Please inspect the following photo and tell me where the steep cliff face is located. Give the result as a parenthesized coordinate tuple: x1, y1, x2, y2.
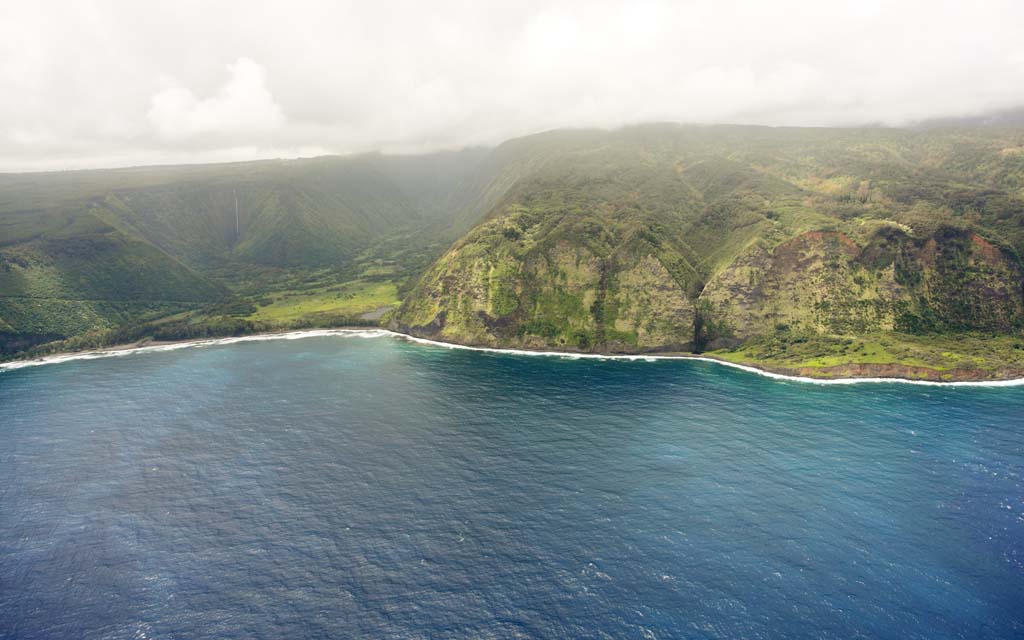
(394, 125, 1024, 357)
(394, 211, 697, 352)
(7, 123, 1024, 365)
(699, 226, 1024, 343)
(397, 217, 1024, 354)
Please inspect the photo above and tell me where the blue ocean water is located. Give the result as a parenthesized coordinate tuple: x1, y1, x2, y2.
(1, 335, 1022, 639)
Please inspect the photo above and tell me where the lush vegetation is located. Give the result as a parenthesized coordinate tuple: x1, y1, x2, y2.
(4, 123, 1024, 379)
(393, 124, 1024, 379)
(0, 151, 484, 356)
(711, 332, 1024, 381)
(246, 280, 399, 324)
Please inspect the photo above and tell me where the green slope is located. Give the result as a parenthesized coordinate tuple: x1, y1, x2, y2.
(0, 208, 225, 354)
(393, 124, 1024, 378)
(0, 151, 484, 354)
(4, 123, 1024, 378)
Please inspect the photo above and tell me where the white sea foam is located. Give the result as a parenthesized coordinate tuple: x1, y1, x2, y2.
(2, 328, 1023, 387)
(392, 332, 1024, 387)
(0, 329, 390, 372)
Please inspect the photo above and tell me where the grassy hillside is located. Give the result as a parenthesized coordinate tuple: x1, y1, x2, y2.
(0, 151, 483, 354)
(394, 124, 1024, 379)
(4, 122, 1024, 378)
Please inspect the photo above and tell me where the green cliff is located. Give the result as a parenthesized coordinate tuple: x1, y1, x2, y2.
(394, 124, 1024, 378)
(4, 123, 1024, 379)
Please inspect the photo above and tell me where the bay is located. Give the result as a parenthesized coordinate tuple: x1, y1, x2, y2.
(1, 335, 1022, 639)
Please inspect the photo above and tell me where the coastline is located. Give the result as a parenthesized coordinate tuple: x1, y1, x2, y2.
(3, 327, 1024, 387)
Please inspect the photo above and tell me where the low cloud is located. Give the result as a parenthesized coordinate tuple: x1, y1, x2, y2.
(1, 0, 1023, 171)
(148, 58, 284, 140)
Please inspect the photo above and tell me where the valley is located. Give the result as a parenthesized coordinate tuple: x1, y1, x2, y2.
(3, 123, 1024, 380)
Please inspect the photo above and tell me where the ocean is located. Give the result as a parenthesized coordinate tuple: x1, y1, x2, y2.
(1, 332, 1022, 639)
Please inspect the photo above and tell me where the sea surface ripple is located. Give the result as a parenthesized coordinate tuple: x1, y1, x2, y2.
(1, 335, 1022, 639)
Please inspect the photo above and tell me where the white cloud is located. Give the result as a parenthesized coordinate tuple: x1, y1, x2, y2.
(147, 58, 284, 140)
(0, 0, 1023, 171)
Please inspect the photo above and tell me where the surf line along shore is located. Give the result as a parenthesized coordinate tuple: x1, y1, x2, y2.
(2, 328, 1023, 387)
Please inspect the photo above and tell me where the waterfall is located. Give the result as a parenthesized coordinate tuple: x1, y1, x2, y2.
(233, 188, 240, 241)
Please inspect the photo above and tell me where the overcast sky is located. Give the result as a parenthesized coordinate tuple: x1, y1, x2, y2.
(2, 0, 1023, 171)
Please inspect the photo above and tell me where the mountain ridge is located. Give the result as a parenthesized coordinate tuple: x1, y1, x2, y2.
(390, 123, 1024, 378)
(3, 122, 1024, 379)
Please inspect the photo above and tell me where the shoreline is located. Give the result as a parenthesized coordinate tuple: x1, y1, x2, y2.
(3, 327, 1024, 387)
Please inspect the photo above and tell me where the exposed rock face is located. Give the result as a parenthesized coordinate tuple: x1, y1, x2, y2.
(699, 226, 1024, 342)
(396, 221, 1024, 354)
(394, 228, 696, 353)
(608, 255, 695, 351)
(7, 123, 1024, 369)
(392, 124, 1024, 360)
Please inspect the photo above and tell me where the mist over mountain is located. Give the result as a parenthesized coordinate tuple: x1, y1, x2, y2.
(8, 6, 1024, 640)
(2, 2, 1024, 378)
(3, 1, 1024, 171)
(2, 119, 1023, 379)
